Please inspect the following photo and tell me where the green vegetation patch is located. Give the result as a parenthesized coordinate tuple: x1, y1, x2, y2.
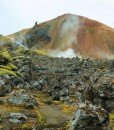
(35, 110, 46, 127)
(0, 51, 12, 63)
(0, 51, 18, 77)
(8, 63, 18, 71)
(0, 68, 17, 77)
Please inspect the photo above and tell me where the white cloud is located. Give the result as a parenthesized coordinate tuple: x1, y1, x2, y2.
(0, 0, 114, 35)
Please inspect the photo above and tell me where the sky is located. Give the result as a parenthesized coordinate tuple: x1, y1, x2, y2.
(0, 0, 114, 35)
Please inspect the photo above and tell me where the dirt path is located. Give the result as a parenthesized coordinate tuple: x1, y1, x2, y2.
(39, 105, 70, 126)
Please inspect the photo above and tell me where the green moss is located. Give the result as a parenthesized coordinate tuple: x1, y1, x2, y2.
(0, 51, 12, 62)
(35, 49, 48, 56)
(35, 110, 46, 126)
(0, 68, 17, 77)
(110, 113, 114, 130)
(110, 114, 114, 119)
(15, 46, 25, 53)
(8, 63, 18, 71)
(0, 65, 11, 70)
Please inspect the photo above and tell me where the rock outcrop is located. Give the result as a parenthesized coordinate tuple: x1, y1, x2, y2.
(70, 101, 109, 130)
(8, 89, 38, 108)
(9, 112, 27, 124)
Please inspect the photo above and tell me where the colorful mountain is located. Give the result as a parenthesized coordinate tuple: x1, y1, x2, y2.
(7, 14, 114, 59)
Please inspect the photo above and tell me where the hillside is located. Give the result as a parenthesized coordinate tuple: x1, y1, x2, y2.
(7, 13, 114, 59)
(0, 14, 114, 130)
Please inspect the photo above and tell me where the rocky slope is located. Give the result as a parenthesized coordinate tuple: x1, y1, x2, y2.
(0, 13, 114, 130)
(0, 46, 114, 129)
(8, 14, 114, 59)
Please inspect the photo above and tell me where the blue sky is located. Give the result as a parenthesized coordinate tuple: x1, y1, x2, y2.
(0, 0, 114, 35)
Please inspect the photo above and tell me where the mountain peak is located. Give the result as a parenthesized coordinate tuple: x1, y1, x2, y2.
(7, 14, 114, 59)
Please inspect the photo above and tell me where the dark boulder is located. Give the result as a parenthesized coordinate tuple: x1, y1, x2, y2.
(9, 112, 27, 124)
(0, 75, 12, 97)
(70, 101, 109, 130)
(8, 89, 38, 109)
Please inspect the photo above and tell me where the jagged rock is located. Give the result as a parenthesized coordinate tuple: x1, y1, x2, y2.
(8, 89, 38, 108)
(9, 112, 27, 124)
(11, 77, 26, 88)
(0, 52, 113, 129)
(31, 79, 47, 90)
(92, 75, 114, 112)
(43, 128, 54, 130)
(51, 88, 69, 101)
(44, 99, 53, 105)
(75, 71, 114, 112)
(0, 99, 4, 105)
(0, 114, 2, 123)
(0, 75, 12, 96)
(75, 92, 84, 102)
(106, 99, 114, 112)
(70, 101, 109, 130)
